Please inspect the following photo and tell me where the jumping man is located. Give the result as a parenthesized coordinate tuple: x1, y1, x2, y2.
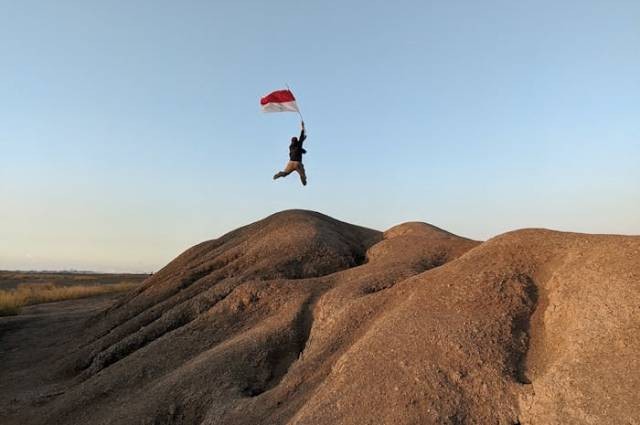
(273, 121, 307, 186)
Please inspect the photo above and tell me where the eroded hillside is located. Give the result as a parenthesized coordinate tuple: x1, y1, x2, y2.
(1, 210, 638, 425)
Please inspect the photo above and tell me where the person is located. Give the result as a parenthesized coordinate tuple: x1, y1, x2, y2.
(273, 120, 308, 186)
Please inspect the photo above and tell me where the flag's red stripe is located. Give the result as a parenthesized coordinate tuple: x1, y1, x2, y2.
(260, 89, 296, 105)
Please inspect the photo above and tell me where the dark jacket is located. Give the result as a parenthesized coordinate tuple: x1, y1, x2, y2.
(289, 128, 307, 162)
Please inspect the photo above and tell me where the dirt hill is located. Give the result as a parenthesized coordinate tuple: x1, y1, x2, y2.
(1, 210, 638, 424)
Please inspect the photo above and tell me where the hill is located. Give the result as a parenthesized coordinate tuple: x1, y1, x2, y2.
(1, 210, 638, 424)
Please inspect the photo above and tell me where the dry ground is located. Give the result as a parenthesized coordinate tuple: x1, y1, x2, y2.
(0, 294, 125, 418)
(0, 272, 148, 316)
(0, 271, 148, 291)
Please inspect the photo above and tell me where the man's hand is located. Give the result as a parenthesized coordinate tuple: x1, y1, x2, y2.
(301, 120, 305, 129)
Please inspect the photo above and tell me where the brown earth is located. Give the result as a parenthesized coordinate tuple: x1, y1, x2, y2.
(1, 209, 638, 425)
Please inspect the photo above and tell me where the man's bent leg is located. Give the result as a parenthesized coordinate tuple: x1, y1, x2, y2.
(273, 161, 297, 180)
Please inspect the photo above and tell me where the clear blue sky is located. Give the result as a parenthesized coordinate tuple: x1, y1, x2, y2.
(1, 0, 639, 272)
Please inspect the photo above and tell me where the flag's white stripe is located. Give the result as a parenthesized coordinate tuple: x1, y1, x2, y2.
(261, 101, 299, 113)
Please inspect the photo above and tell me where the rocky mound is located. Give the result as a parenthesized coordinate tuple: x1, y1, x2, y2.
(6, 210, 639, 425)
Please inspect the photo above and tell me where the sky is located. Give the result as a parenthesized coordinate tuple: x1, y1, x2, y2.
(1, 0, 639, 272)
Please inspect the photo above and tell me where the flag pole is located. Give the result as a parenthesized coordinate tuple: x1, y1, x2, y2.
(286, 83, 304, 123)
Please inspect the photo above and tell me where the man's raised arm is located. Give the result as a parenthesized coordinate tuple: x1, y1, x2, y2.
(299, 121, 306, 143)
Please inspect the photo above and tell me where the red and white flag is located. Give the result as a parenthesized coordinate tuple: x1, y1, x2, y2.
(260, 89, 299, 113)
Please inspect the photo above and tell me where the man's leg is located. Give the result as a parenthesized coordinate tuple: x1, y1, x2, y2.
(273, 161, 296, 180)
(296, 163, 307, 186)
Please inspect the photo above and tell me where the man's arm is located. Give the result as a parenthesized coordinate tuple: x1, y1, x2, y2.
(299, 121, 306, 143)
